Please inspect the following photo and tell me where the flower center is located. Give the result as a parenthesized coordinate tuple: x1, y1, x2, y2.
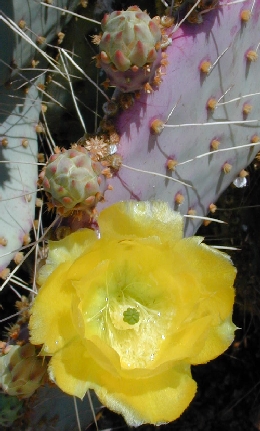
(105, 296, 173, 369)
(79, 258, 176, 369)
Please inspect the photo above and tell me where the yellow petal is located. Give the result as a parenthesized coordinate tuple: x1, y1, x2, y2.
(49, 337, 197, 426)
(37, 228, 97, 285)
(157, 315, 213, 364)
(190, 316, 237, 364)
(48, 337, 91, 399)
(92, 363, 197, 426)
(29, 261, 77, 354)
(171, 237, 236, 320)
(98, 201, 183, 242)
(84, 336, 171, 380)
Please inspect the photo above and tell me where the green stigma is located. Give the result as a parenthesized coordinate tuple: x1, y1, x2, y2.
(123, 307, 140, 325)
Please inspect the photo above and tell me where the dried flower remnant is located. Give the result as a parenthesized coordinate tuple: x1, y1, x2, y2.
(84, 136, 110, 161)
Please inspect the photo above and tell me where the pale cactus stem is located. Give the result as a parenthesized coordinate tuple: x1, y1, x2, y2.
(0, 84, 40, 274)
(0, 0, 80, 85)
(97, 1, 260, 236)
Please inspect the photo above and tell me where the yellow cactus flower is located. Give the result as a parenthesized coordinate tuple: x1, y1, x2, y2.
(29, 201, 236, 426)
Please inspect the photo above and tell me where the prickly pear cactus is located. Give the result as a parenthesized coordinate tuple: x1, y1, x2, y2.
(96, 0, 260, 236)
(1, 0, 260, 429)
